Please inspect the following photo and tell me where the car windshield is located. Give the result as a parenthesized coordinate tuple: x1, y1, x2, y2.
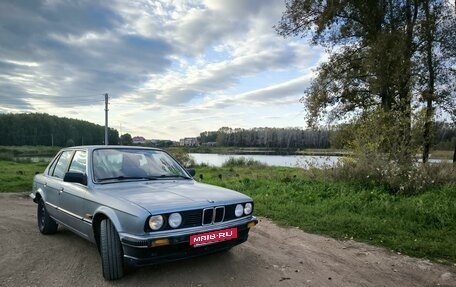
(92, 148, 190, 183)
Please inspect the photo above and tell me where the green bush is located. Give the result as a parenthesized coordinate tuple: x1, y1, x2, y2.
(222, 157, 265, 167)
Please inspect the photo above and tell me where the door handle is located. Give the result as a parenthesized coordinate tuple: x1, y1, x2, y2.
(59, 188, 64, 194)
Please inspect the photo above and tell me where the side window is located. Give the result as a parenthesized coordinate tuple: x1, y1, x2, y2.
(52, 151, 73, 179)
(47, 153, 61, 176)
(69, 151, 87, 174)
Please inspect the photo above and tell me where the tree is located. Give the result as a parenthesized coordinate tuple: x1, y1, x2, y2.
(276, 0, 456, 164)
(120, 133, 133, 145)
(415, 0, 456, 162)
(0, 113, 119, 146)
(199, 131, 217, 144)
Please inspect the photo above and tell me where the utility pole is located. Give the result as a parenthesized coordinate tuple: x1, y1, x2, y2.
(104, 93, 109, 145)
(119, 122, 122, 145)
(51, 134, 54, 147)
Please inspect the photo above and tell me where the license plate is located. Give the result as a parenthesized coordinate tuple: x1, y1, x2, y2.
(190, 227, 237, 246)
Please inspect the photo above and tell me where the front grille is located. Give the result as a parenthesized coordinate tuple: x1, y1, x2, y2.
(181, 209, 203, 228)
(214, 206, 225, 223)
(147, 203, 252, 232)
(203, 208, 214, 225)
(202, 206, 225, 225)
(224, 204, 237, 221)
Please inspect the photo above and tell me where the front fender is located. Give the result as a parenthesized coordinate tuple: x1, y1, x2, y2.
(91, 206, 148, 250)
(92, 206, 123, 232)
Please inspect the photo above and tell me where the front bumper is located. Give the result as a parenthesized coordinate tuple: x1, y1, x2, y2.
(120, 216, 258, 266)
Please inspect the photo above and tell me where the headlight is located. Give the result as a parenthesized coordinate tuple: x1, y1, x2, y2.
(244, 203, 252, 215)
(168, 213, 182, 228)
(235, 204, 244, 217)
(148, 215, 164, 230)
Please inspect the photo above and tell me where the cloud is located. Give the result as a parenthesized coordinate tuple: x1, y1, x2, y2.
(0, 0, 173, 109)
(0, 0, 321, 139)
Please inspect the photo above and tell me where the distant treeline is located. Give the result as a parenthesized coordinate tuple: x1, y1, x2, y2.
(0, 113, 118, 146)
(200, 127, 331, 149)
(200, 124, 455, 150)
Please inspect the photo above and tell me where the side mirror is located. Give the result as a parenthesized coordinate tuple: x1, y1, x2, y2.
(64, 172, 87, 185)
(186, 168, 196, 177)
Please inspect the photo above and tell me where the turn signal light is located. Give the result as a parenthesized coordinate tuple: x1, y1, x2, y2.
(150, 238, 170, 247)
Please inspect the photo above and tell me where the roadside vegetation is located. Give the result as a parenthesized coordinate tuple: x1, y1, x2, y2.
(195, 165, 456, 264)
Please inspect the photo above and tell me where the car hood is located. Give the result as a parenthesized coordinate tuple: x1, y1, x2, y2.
(98, 180, 251, 214)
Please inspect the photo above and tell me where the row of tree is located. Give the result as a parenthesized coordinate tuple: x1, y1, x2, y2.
(0, 113, 119, 146)
(199, 124, 454, 150)
(1, 113, 452, 153)
(200, 127, 331, 148)
(277, 0, 456, 163)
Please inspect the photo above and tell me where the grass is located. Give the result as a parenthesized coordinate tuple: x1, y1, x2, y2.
(195, 166, 456, 264)
(0, 160, 49, 192)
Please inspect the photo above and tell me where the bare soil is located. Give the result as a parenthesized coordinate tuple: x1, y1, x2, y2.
(0, 193, 454, 287)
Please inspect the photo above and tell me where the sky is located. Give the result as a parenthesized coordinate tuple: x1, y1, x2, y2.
(0, 0, 325, 141)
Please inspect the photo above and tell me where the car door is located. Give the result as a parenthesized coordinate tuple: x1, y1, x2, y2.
(59, 150, 92, 239)
(44, 150, 74, 223)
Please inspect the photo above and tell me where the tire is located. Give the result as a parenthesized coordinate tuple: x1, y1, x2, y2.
(37, 199, 58, 234)
(100, 219, 124, 280)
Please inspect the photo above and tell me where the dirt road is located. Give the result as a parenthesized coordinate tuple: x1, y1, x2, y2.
(0, 193, 454, 287)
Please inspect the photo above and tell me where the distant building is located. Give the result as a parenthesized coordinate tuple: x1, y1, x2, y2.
(179, 137, 199, 146)
(132, 136, 146, 144)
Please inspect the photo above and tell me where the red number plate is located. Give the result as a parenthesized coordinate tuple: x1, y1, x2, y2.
(190, 228, 237, 246)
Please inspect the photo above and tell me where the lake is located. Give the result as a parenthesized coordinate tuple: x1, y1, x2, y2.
(189, 153, 340, 168)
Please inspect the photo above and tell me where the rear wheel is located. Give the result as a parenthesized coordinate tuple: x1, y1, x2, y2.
(37, 199, 58, 234)
(100, 219, 124, 280)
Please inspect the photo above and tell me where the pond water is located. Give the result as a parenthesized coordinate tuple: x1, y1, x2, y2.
(189, 153, 340, 168)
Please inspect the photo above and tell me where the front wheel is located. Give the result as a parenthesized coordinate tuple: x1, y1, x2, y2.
(37, 199, 58, 234)
(100, 219, 124, 280)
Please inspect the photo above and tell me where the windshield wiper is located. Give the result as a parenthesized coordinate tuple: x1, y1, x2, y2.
(157, 174, 192, 180)
(97, 176, 158, 182)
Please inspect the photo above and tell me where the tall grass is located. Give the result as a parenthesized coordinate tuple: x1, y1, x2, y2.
(328, 156, 456, 194)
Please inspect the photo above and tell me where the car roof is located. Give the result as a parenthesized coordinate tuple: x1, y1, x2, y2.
(61, 145, 165, 153)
